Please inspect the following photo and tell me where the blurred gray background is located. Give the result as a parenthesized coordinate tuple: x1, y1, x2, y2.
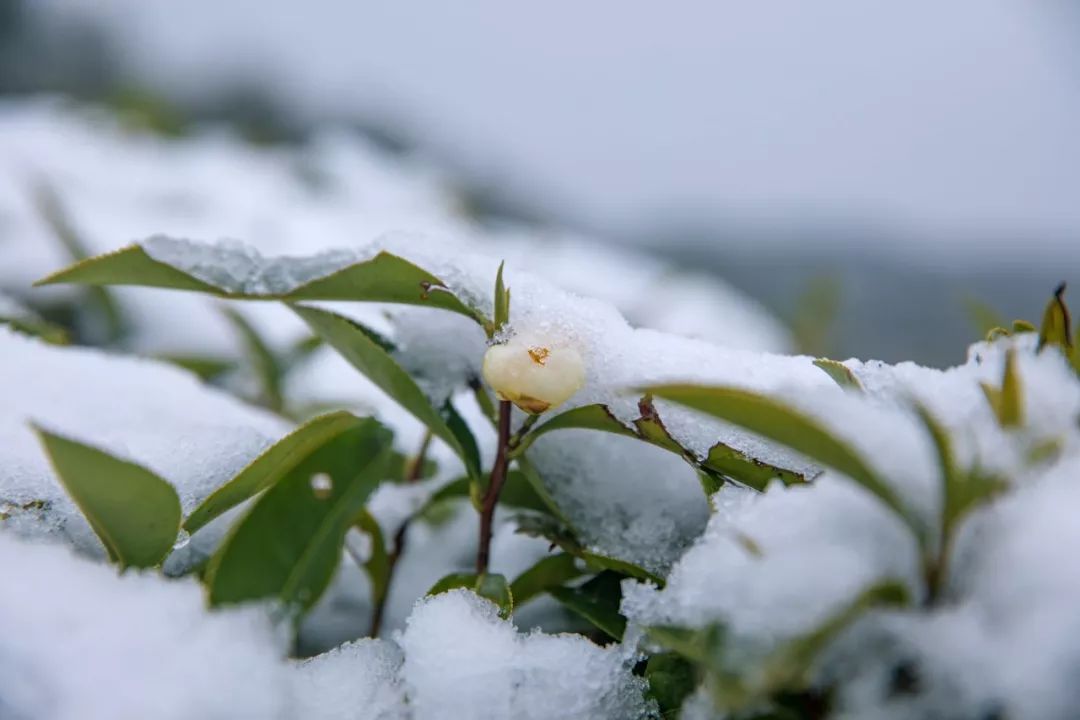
(3, 0, 1077, 366)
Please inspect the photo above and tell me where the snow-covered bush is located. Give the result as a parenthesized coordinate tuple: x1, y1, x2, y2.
(3, 103, 1080, 720)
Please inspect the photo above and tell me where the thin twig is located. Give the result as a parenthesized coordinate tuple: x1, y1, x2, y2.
(476, 400, 513, 575)
(368, 431, 433, 637)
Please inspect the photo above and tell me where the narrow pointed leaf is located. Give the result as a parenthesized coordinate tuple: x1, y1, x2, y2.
(980, 349, 1023, 428)
(220, 306, 284, 411)
(185, 411, 365, 534)
(493, 260, 510, 333)
(812, 358, 863, 391)
(35, 427, 181, 569)
(999, 348, 1024, 427)
(1038, 283, 1072, 352)
(34, 183, 128, 342)
(292, 305, 480, 477)
(206, 422, 392, 612)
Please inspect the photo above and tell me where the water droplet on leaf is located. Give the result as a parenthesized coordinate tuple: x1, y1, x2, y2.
(310, 472, 333, 499)
(172, 529, 191, 550)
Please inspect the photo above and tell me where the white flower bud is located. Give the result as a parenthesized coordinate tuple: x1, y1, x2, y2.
(481, 331, 585, 414)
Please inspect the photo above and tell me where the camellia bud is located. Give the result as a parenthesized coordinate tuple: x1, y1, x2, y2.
(481, 331, 585, 414)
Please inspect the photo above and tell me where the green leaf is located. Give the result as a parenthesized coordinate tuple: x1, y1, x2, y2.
(645, 653, 698, 718)
(0, 303, 69, 345)
(428, 572, 513, 617)
(513, 513, 664, 585)
(156, 353, 235, 381)
(493, 260, 510, 334)
(763, 579, 910, 690)
(440, 398, 482, 482)
(1038, 283, 1073, 353)
(911, 404, 961, 529)
(511, 455, 572, 522)
(643, 384, 921, 542)
(185, 411, 366, 534)
(523, 403, 637, 450)
(812, 358, 863, 391)
(36, 241, 485, 323)
(33, 183, 128, 343)
(524, 400, 805, 494)
(702, 442, 807, 492)
(646, 623, 728, 669)
(979, 348, 1024, 428)
(509, 553, 583, 607)
(1012, 319, 1037, 334)
(633, 395, 691, 455)
(205, 422, 393, 612)
(549, 571, 627, 640)
(292, 305, 481, 477)
(354, 508, 390, 607)
(220, 306, 284, 411)
(34, 426, 181, 569)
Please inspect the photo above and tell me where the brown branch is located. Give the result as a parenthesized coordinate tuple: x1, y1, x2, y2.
(476, 400, 513, 575)
(368, 431, 433, 638)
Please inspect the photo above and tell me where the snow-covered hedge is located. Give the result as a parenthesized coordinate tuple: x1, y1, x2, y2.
(2, 101, 1079, 720)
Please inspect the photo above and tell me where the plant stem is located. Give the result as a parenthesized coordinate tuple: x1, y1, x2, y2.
(368, 431, 432, 638)
(476, 400, 513, 575)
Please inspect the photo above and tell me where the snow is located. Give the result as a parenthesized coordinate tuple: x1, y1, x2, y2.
(293, 640, 407, 720)
(142, 234, 366, 296)
(618, 339, 1080, 718)
(0, 531, 655, 720)
(3, 99, 1080, 719)
(0, 534, 293, 720)
(0, 99, 790, 358)
(398, 590, 656, 720)
(0, 326, 288, 557)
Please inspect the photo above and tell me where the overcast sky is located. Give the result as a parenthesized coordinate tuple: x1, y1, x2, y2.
(37, 0, 1080, 258)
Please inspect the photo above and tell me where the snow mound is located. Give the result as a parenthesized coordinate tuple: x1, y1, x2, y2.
(398, 590, 656, 720)
(0, 534, 291, 720)
(0, 326, 288, 555)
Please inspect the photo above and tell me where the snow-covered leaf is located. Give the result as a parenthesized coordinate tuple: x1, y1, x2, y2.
(644, 383, 922, 541)
(428, 572, 513, 618)
(34, 426, 181, 569)
(1038, 283, 1072, 354)
(812, 358, 863, 391)
(492, 259, 510, 335)
(185, 411, 366, 534)
(36, 239, 485, 323)
(979, 348, 1024, 428)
